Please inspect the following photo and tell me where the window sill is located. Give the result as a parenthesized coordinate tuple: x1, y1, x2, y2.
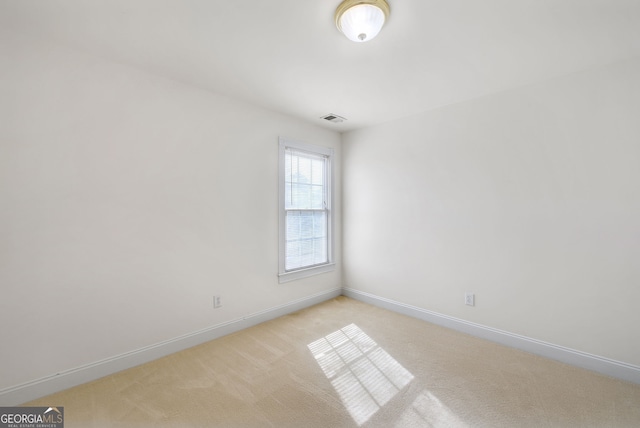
(278, 263, 336, 283)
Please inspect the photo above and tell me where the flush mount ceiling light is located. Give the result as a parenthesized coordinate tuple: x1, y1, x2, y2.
(335, 0, 390, 43)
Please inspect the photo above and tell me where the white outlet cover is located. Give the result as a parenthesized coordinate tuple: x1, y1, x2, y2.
(465, 293, 475, 306)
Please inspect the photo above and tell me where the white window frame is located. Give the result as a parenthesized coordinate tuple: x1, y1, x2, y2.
(278, 137, 335, 283)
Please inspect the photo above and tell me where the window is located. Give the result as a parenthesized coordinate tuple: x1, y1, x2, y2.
(279, 138, 334, 282)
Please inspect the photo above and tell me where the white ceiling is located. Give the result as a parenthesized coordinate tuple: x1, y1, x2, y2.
(1, 0, 640, 132)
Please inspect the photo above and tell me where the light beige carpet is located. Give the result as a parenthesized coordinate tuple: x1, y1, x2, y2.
(25, 296, 640, 427)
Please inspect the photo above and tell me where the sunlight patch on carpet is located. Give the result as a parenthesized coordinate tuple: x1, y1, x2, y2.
(396, 390, 469, 427)
(308, 324, 414, 425)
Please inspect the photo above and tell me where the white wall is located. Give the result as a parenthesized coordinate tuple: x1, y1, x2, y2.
(343, 58, 640, 367)
(0, 28, 341, 392)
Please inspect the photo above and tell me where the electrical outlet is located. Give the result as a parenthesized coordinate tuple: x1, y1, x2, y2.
(213, 295, 222, 308)
(465, 292, 475, 306)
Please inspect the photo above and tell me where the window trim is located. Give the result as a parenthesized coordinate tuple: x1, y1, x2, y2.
(278, 137, 335, 283)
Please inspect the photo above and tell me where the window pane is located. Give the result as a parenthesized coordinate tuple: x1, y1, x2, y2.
(311, 185, 324, 209)
(286, 151, 326, 210)
(300, 212, 313, 239)
(285, 210, 328, 271)
(313, 238, 327, 264)
(297, 156, 311, 184)
(286, 212, 300, 241)
(285, 183, 292, 208)
(286, 241, 302, 270)
(300, 238, 314, 267)
(291, 183, 311, 209)
(311, 158, 324, 185)
(314, 211, 326, 237)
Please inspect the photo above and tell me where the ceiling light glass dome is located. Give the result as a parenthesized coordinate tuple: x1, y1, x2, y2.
(335, 0, 390, 43)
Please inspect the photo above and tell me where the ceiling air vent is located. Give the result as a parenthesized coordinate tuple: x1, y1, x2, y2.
(321, 114, 347, 123)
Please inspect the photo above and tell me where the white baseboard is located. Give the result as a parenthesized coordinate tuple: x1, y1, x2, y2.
(0, 288, 342, 406)
(4, 285, 637, 406)
(342, 287, 640, 385)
